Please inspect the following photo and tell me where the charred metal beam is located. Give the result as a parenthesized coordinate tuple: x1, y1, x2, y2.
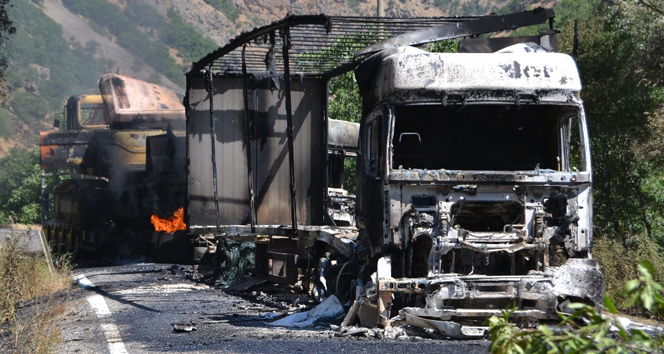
(184, 79, 191, 228)
(322, 80, 329, 225)
(189, 15, 331, 78)
(206, 67, 221, 233)
(188, 15, 476, 79)
(356, 8, 554, 56)
(282, 28, 299, 236)
(242, 46, 256, 232)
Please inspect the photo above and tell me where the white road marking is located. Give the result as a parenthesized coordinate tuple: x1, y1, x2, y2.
(101, 323, 130, 354)
(87, 294, 111, 317)
(74, 274, 96, 289)
(74, 274, 130, 354)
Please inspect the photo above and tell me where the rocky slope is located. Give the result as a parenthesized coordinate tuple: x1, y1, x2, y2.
(124, 0, 520, 47)
(42, 0, 182, 91)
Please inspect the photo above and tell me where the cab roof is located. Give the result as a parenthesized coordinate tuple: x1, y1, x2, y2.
(357, 45, 581, 104)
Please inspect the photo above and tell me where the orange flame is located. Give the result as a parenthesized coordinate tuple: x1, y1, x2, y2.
(151, 207, 186, 233)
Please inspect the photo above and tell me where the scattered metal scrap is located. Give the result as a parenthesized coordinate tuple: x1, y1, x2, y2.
(172, 323, 197, 333)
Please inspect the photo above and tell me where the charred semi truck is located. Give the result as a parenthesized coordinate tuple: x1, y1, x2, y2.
(353, 45, 604, 335)
(40, 74, 189, 260)
(186, 9, 604, 337)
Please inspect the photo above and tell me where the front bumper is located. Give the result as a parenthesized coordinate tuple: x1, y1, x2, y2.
(376, 258, 605, 338)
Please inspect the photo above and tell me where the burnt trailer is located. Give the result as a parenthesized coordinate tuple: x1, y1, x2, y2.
(186, 9, 604, 337)
(186, 14, 471, 284)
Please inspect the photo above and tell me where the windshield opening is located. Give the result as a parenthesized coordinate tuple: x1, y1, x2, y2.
(392, 104, 577, 171)
(80, 103, 107, 126)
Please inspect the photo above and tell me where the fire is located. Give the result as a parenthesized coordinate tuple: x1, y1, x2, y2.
(151, 207, 186, 233)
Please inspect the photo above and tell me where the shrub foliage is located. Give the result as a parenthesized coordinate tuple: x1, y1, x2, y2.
(488, 261, 664, 354)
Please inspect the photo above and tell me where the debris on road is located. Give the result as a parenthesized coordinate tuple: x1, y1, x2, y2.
(169, 264, 184, 276)
(225, 278, 266, 293)
(269, 295, 344, 328)
(335, 325, 410, 340)
(404, 313, 487, 339)
(172, 323, 197, 333)
(605, 315, 664, 337)
(215, 241, 256, 288)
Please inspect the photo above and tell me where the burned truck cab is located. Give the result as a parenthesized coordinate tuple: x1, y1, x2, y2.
(355, 44, 605, 334)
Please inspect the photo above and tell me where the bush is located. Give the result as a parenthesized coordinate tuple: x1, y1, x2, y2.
(488, 260, 664, 354)
(0, 147, 42, 225)
(495, 0, 528, 14)
(0, 107, 11, 139)
(204, 0, 241, 22)
(123, 3, 166, 31)
(593, 233, 664, 314)
(87, 18, 111, 39)
(115, 31, 185, 87)
(163, 9, 218, 65)
(9, 90, 50, 123)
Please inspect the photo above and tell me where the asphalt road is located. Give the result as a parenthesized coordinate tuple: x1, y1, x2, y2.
(57, 261, 492, 354)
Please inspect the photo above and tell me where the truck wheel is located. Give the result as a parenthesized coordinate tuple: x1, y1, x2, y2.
(333, 260, 359, 304)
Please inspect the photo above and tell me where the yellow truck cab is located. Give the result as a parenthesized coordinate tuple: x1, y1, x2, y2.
(62, 94, 107, 130)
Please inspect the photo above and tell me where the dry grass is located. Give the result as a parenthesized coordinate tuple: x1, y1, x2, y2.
(4, 304, 66, 354)
(0, 228, 72, 354)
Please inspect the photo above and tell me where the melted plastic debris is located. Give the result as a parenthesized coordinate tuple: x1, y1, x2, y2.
(269, 295, 345, 328)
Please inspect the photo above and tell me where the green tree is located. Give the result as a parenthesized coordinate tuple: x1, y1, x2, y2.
(329, 71, 362, 193)
(488, 3, 664, 349)
(0, 0, 15, 101)
(556, 3, 664, 242)
(4, 163, 41, 224)
(0, 147, 41, 224)
(162, 9, 218, 65)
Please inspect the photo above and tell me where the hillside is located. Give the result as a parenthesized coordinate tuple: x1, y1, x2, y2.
(0, 0, 564, 156)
